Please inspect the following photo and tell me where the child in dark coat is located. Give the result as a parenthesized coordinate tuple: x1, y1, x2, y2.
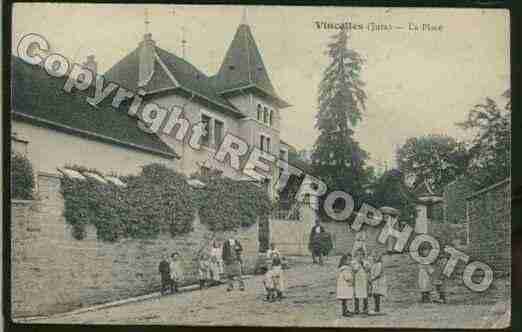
(369, 252, 387, 314)
(158, 254, 173, 295)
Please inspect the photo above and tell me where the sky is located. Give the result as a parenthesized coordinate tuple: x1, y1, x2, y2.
(12, 4, 510, 169)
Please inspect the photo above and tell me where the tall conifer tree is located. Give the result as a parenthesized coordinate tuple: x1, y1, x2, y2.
(312, 28, 370, 207)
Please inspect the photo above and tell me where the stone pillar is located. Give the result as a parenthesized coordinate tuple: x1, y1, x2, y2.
(415, 203, 429, 234)
(379, 206, 400, 253)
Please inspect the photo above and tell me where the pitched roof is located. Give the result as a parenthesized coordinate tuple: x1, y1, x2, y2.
(212, 23, 290, 108)
(11, 56, 177, 159)
(105, 22, 290, 112)
(154, 48, 240, 113)
(104, 43, 243, 118)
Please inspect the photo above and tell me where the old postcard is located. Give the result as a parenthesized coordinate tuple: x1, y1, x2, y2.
(9, 3, 510, 329)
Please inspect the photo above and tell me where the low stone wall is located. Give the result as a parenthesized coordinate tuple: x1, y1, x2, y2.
(270, 207, 393, 257)
(269, 206, 315, 256)
(11, 174, 258, 318)
(322, 220, 387, 256)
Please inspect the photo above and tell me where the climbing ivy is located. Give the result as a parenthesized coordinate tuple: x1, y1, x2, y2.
(61, 164, 196, 241)
(61, 164, 271, 242)
(193, 174, 272, 232)
(11, 153, 35, 200)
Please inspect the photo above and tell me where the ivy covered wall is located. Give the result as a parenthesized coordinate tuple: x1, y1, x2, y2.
(60, 164, 272, 242)
(11, 153, 35, 200)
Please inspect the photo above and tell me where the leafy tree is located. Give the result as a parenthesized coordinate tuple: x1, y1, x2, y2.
(457, 91, 510, 188)
(369, 169, 418, 225)
(396, 134, 470, 194)
(311, 28, 370, 209)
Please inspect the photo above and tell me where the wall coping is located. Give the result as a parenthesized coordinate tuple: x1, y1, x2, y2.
(11, 199, 34, 205)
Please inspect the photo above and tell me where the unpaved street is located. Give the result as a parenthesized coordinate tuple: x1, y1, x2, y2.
(28, 255, 510, 328)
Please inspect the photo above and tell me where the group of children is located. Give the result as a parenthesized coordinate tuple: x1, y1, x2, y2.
(197, 240, 448, 314)
(336, 249, 387, 317)
(197, 240, 225, 289)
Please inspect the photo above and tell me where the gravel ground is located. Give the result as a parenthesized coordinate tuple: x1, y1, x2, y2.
(27, 254, 510, 328)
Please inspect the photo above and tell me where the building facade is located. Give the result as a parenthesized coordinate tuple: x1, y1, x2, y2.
(104, 17, 291, 199)
(11, 56, 178, 180)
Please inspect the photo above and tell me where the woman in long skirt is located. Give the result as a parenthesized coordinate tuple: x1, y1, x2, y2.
(210, 240, 223, 283)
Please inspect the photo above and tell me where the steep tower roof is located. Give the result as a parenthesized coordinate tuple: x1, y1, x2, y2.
(212, 21, 290, 108)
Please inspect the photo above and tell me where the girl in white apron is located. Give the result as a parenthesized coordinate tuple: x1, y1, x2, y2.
(352, 248, 370, 314)
(209, 240, 223, 284)
(337, 254, 354, 317)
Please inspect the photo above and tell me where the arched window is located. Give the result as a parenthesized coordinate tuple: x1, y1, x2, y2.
(263, 106, 269, 123)
(268, 109, 273, 126)
(257, 104, 263, 121)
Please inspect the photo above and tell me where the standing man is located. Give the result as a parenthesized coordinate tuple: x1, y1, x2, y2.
(222, 230, 245, 291)
(158, 253, 172, 296)
(308, 219, 326, 265)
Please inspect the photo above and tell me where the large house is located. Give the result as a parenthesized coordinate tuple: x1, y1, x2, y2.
(11, 56, 178, 181)
(104, 15, 292, 198)
(12, 15, 294, 200)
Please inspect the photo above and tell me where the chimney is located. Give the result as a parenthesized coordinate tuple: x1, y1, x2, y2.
(138, 33, 155, 87)
(83, 55, 98, 74)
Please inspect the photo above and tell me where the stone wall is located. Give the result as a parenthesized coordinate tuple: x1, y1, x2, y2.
(466, 178, 510, 275)
(444, 177, 475, 224)
(11, 174, 258, 318)
(269, 205, 315, 256)
(428, 222, 468, 248)
(270, 207, 391, 257)
(323, 219, 387, 256)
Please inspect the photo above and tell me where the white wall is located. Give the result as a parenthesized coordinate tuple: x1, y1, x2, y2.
(12, 120, 176, 177)
(151, 93, 244, 178)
